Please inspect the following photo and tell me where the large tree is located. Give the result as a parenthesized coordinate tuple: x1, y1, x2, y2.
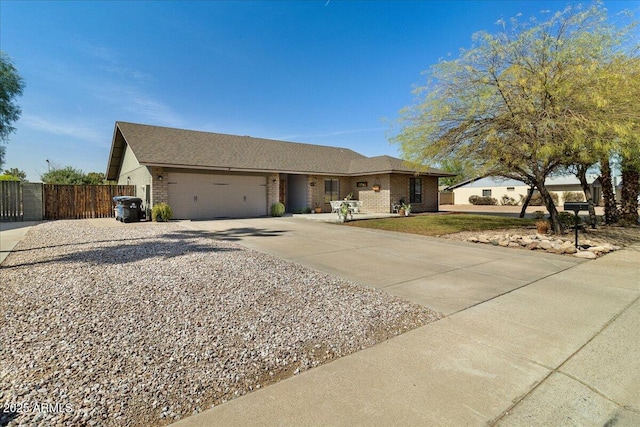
(85, 172, 106, 185)
(612, 58, 640, 225)
(41, 166, 88, 185)
(619, 155, 640, 224)
(41, 167, 108, 185)
(438, 158, 477, 187)
(2, 167, 27, 181)
(567, 54, 640, 224)
(392, 3, 637, 233)
(0, 52, 25, 169)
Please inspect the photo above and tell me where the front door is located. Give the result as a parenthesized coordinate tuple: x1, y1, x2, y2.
(279, 178, 287, 206)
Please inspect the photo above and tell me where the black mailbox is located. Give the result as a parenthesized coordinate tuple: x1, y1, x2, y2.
(563, 202, 590, 248)
(564, 202, 590, 213)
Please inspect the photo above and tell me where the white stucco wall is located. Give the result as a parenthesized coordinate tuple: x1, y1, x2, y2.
(117, 144, 152, 200)
(451, 177, 590, 205)
(452, 177, 528, 205)
(454, 186, 529, 205)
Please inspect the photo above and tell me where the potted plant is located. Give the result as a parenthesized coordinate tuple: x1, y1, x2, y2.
(402, 203, 411, 216)
(338, 201, 352, 222)
(314, 203, 323, 214)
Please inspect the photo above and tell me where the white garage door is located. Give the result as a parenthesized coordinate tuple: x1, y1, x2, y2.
(167, 173, 267, 219)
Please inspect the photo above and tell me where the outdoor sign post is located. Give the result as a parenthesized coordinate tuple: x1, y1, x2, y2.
(564, 202, 590, 248)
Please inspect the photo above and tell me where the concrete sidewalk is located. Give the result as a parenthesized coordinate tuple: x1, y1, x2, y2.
(0, 221, 38, 265)
(173, 218, 640, 426)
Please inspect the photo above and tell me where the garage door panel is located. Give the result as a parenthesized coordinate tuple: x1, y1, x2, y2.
(167, 173, 267, 219)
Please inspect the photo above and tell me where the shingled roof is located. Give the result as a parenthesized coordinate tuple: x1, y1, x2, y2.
(106, 122, 451, 180)
(348, 155, 449, 176)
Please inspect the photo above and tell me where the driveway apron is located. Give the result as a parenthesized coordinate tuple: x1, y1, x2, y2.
(181, 216, 583, 315)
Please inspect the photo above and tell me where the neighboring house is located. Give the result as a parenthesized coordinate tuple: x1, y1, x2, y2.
(444, 175, 602, 206)
(105, 122, 452, 219)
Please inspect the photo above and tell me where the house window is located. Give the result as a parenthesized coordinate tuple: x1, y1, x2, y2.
(410, 177, 422, 204)
(507, 187, 515, 191)
(324, 179, 339, 203)
(482, 189, 492, 197)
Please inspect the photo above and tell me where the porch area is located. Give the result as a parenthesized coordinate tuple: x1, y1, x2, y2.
(292, 211, 399, 222)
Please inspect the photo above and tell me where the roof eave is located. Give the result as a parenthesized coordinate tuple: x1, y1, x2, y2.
(105, 123, 126, 181)
(140, 163, 456, 177)
(350, 170, 456, 177)
(139, 162, 353, 176)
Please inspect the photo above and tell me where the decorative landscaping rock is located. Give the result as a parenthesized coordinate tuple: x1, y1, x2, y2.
(539, 240, 553, 250)
(463, 231, 621, 258)
(587, 246, 608, 253)
(477, 234, 490, 243)
(574, 250, 597, 259)
(560, 241, 577, 254)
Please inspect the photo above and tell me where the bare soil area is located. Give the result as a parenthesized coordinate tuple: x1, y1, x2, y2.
(442, 224, 640, 248)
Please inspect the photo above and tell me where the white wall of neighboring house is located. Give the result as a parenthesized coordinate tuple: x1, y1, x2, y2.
(451, 177, 527, 205)
(454, 184, 528, 205)
(449, 176, 598, 206)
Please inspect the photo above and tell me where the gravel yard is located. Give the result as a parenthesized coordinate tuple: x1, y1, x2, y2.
(441, 224, 640, 249)
(0, 220, 441, 427)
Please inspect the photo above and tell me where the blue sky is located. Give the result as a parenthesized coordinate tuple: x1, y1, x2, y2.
(1, 0, 637, 181)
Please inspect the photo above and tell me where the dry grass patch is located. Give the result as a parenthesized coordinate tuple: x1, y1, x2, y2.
(346, 213, 537, 236)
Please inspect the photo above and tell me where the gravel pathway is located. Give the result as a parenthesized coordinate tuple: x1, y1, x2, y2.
(1, 220, 442, 426)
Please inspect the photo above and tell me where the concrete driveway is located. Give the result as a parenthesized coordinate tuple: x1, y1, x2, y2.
(182, 216, 583, 315)
(174, 216, 640, 427)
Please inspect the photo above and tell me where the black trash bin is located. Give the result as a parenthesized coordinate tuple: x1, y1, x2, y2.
(113, 196, 146, 223)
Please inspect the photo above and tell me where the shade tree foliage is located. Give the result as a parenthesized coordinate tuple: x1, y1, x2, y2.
(0, 51, 25, 169)
(393, 3, 639, 232)
(41, 166, 106, 185)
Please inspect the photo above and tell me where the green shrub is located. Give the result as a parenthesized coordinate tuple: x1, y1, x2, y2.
(469, 195, 497, 205)
(563, 191, 585, 203)
(533, 210, 546, 219)
(0, 174, 20, 181)
(536, 220, 550, 234)
(558, 211, 578, 228)
(500, 195, 519, 206)
(529, 191, 559, 206)
(152, 203, 173, 222)
(270, 202, 285, 217)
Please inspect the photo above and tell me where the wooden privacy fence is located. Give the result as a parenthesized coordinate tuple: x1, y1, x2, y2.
(439, 191, 455, 205)
(43, 185, 136, 220)
(1, 181, 23, 221)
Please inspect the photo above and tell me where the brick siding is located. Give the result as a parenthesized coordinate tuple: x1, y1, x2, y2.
(354, 175, 391, 213)
(267, 173, 280, 212)
(150, 166, 168, 207)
